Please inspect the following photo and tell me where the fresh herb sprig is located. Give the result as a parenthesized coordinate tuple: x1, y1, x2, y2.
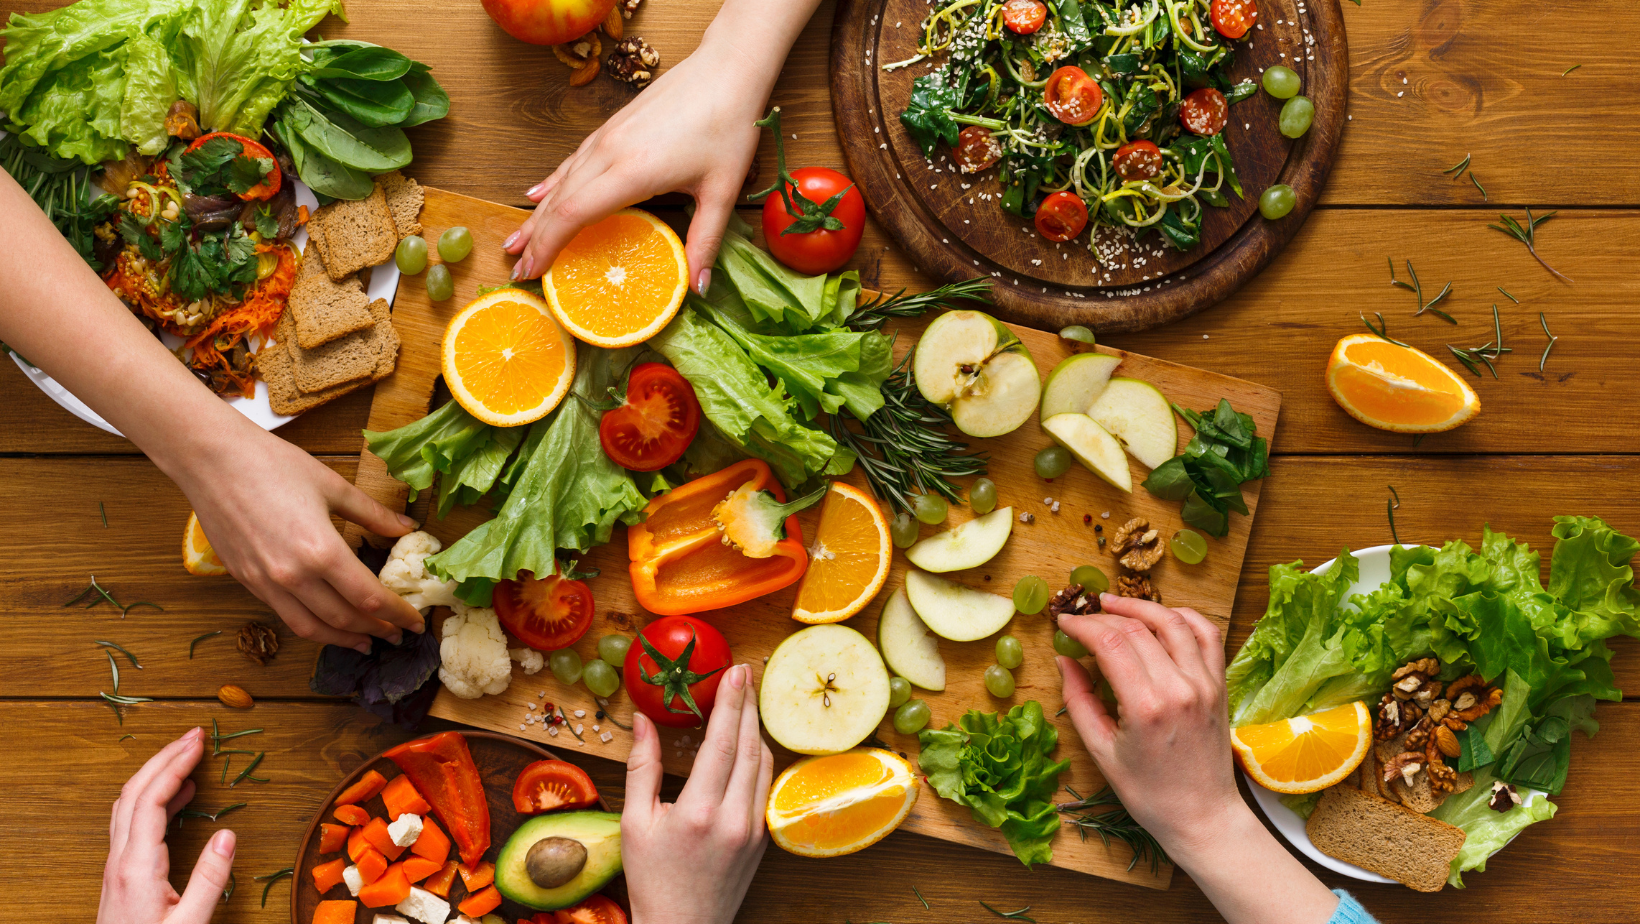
(1389, 259, 1455, 324)
(1446, 304, 1512, 379)
(1442, 153, 1471, 180)
(846, 278, 993, 332)
(1140, 399, 1269, 537)
(65, 576, 163, 618)
(979, 902, 1036, 922)
(1539, 312, 1559, 372)
(255, 868, 294, 908)
(0, 133, 120, 269)
(1057, 785, 1170, 873)
(175, 802, 247, 827)
(1387, 485, 1403, 544)
(1361, 312, 1408, 347)
(190, 630, 223, 659)
(1489, 208, 1571, 284)
(97, 640, 142, 668)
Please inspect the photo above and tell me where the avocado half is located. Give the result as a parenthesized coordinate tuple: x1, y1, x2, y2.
(495, 811, 623, 911)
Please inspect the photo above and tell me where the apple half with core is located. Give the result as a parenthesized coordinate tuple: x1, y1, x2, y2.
(903, 569, 1015, 642)
(1041, 413, 1132, 492)
(760, 624, 891, 755)
(1086, 377, 1179, 470)
(875, 587, 946, 691)
(912, 311, 1042, 438)
(904, 506, 1013, 573)
(1039, 352, 1122, 420)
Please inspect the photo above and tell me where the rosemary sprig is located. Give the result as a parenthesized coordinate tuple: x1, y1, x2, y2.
(1470, 172, 1487, 200)
(176, 802, 248, 827)
(913, 886, 929, 910)
(230, 751, 267, 787)
(108, 650, 121, 692)
(118, 734, 135, 742)
(1393, 260, 1455, 324)
(1497, 286, 1518, 304)
(222, 872, 235, 903)
(101, 692, 154, 705)
(1441, 153, 1471, 179)
(100, 501, 108, 527)
(1539, 312, 1558, 372)
(65, 576, 121, 609)
(1361, 312, 1408, 348)
(1446, 304, 1512, 379)
(1489, 208, 1571, 284)
(122, 601, 163, 617)
(979, 901, 1036, 922)
(190, 630, 223, 658)
(1057, 785, 1170, 873)
(1387, 485, 1402, 545)
(255, 868, 294, 909)
(97, 640, 142, 668)
(557, 706, 585, 742)
(1563, 64, 1582, 76)
(847, 278, 993, 331)
(595, 698, 633, 731)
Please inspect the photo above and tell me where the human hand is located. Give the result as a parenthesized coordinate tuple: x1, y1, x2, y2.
(98, 728, 235, 924)
(620, 663, 772, 924)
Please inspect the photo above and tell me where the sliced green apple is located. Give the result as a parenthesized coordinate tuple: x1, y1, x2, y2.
(1039, 352, 1122, 420)
(1041, 412, 1132, 493)
(759, 624, 891, 756)
(904, 506, 1013, 573)
(912, 310, 1042, 439)
(903, 568, 1015, 642)
(1086, 377, 1179, 470)
(875, 587, 946, 691)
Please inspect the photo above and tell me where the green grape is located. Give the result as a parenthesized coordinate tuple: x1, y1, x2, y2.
(984, 664, 1016, 697)
(888, 676, 912, 708)
(438, 226, 474, 263)
(890, 512, 920, 548)
(395, 236, 428, 275)
(1034, 446, 1072, 479)
(893, 699, 931, 734)
(425, 264, 454, 302)
(549, 649, 583, 685)
(1013, 575, 1049, 614)
(1053, 629, 1090, 658)
(1070, 564, 1109, 595)
(1259, 184, 1297, 220)
(1278, 96, 1314, 138)
(994, 634, 1023, 670)
(969, 478, 997, 515)
(912, 493, 948, 525)
(1059, 325, 1096, 345)
(1262, 65, 1301, 99)
(1171, 528, 1209, 564)
(583, 659, 620, 697)
(597, 634, 631, 667)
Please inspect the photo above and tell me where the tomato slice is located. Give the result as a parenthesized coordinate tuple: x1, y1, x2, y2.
(598, 363, 700, 472)
(1210, 0, 1258, 39)
(511, 760, 599, 814)
(1179, 87, 1229, 136)
(183, 131, 282, 201)
(493, 571, 595, 651)
(1034, 191, 1089, 242)
(538, 895, 628, 924)
(1044, 66, 1104, 126)
(1113, 140, 1165, 182)
(953, 125, 1002, 173)
(1002, 0, 1047, 34)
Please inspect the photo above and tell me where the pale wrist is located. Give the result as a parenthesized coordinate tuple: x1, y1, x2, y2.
(1160, 797, 1267, 874)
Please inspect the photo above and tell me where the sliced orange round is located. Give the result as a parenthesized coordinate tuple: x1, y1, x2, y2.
(542, 208, 688, 347)
(1231, 700, 1372, 794)
(767, 748, 919, 858)
(1326, 333, 1480, 433)
(183, 511, 228, 576)
(791, 483, 891, 625)
(442, 288, 577, 426)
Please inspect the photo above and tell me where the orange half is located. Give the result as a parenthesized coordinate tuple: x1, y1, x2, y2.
(183, 511, 228, 576)
(542, 208, 688, 347)
(442, 289, 577, 426)
(1231, 701, 1372, 794)
(1326, 333, 1480, 433)
(791, 483, 892, 625)
(767, 748, 918, 858)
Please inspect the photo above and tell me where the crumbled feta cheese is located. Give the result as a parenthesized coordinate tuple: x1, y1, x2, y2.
(387, 813, 423, 848)
(396, 887, 450, 924)
(373, 915, 410, 924)
(343, 864, 365, 896)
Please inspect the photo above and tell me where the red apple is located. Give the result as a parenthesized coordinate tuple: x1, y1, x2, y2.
(481, 0, 616, 46)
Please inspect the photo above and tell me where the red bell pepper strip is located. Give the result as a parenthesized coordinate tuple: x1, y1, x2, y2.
(384, 732, 491, 867)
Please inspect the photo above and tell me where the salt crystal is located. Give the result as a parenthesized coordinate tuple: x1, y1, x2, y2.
(574, 709, 586, 718)
(600, 732, 613, 743)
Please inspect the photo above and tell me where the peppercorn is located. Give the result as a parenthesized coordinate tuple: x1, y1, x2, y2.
(1083, 514, 1093, 525)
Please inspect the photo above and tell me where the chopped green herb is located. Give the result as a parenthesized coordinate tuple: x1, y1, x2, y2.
(1396, 261, 1456, 324)
(1539, 312, 1559, 372)
(118, 734, 135, 742)
(1497, 286, 1518, 303)
(1489, 208, 1571, 284)
(1441, 153, 1471, 178)
(107, 650, 121, 693)
(1563, 64, 1582, 76)
(222, 871, 236, 903)
(913, 886, 929, 910)
(255, 868, 294, 908)
(101, 692, 154, 705)
(979, 902, 1036, 922)
(1361, 312, 1409, 348)
(1387, 485, 1402, 544)
(190, 630, 223, 659)
(96, 640, 141, 668)
(99, 501, 108, 527)
(1470, 172, 1487, 200)
(121, 601, 163, 618)
(230, 751, 266, 787)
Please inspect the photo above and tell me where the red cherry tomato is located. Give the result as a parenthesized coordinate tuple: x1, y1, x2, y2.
(535, 895, 628, 924)
(183, 132, 281, 201)
(1033, 191, 1089, 242)
(1113, 140, 1165, 182)
(1179, 87, 1229, 136)
(762, 167, 865, 275)
(598, 363, 700, 472)
(493, 570, 595, 652)
(622, 615, 732, 728)
(1002, 0, 1047, 34)
(1210, 0, 1258, 38)
(511, 760, 600, 814)
(1043, 66, 1104, 126)
(953, 125, 1002, 173)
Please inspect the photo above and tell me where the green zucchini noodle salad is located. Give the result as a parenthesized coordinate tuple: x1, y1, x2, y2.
(888, 0, 1261, 255)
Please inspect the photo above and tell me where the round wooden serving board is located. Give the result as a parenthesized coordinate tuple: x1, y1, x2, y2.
(830, 0, 1349, 332)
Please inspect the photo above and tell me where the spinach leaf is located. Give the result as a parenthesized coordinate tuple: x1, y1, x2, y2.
(1053, 0, 1093, 48)
(306, 75, 416, 128)
(283, 97, 411, 172)
(1225, 79, 1259, 104)
(1157, 207, 1200, 250)
(305, 43, 412, 82)
(1141, 398, 1269, 537)
(900, 69, 963, 156)
(399, 64, 451, 127)
(270, 116, 374, 200)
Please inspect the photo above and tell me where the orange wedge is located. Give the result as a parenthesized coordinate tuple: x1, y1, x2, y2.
(767, 748, 918, 858)
(1231, 701, 1372, 794)
(442, 289, 577, 426)
(1325, 333, 1480, 433)
(542, 208, 688, 347)
(791, 483, 891, 624)
(183, 511, 228, 576)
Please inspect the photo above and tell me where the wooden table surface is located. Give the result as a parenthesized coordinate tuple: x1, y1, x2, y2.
(3, 1, 1637, 921)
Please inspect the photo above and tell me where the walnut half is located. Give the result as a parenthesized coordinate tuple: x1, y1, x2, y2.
(1114, 573, 1159, 603)
(608, 37, 660, 88)
(1109, 517, 1163, 572)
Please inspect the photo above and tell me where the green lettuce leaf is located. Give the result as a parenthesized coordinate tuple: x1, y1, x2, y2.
(1546, 514, 1640, 644)
(713, 213, 833, 331)
(1429, 766, 1557, 888)
(119, 33, 177, 155)
(362, 398, 491, 503)
(175, 0, 308, 136)
(10, 44, 128, 164)
(434, 423, 524, 519)
(1226, 551, 1361, 726)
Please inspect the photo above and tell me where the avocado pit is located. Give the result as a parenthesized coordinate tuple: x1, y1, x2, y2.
(525, 836, 588, 889)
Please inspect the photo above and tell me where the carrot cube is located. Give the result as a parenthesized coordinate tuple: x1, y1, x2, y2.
(457, 860, 495, 891)
(355, 847, 388, 886)
(409, 816, 451, 864)
(346, 825, 370, 863)
(381, 775, 432, 821)
(334, 770, 388, 806)
(360, 816, 406, 861)
(422, 860, 458, 899)
(400, 856, 443, 884)
(332, 804, 371, 827)
(457, 885, 502, 917)
(356, 864, 410, 908)
(313, 899, 357, 924)
(311, 857, 348, 894)
(318, 823, 351, 855)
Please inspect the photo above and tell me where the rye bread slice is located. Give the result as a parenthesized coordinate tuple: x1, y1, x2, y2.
(1306, 785, 1466, 893)
(308, 185, 397, 281)
(366, 298, 400, 378)
(279, 310, 384, 395)
(288, 243, 374, 349)
(377, 170, 424, 238)
(260, 338, 370, 416)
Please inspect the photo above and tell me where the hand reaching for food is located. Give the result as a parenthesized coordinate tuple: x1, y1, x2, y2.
(620, 663, 772, 924)
(98, 729, 235, 924)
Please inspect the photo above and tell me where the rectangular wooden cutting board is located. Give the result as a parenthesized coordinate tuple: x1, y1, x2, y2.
(354, 187, 1281, 888)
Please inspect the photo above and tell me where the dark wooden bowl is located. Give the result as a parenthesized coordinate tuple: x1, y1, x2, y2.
(291, 731, 620, 924)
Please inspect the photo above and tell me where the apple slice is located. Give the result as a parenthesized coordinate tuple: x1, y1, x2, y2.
(1039, 352, 1122, 420)
(876, 587, 946, 691)
(1086, 377, 1179, 470)
(912, 310, 1042, 439)
(903, 569, 1015, 642)
(1041, 412, 1132, 492)
(904, 506, 1013, 573)
(759, 624, 891, 756)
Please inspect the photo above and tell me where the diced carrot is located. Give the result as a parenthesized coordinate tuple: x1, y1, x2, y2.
(319, 823, 351, 855)
(355, 847, 388, 886)
(399, 856, 443, 884)
(332, 804, 371, 827)
(409, 816, 451, 864)
(457, 860, 495, 891)
(457, 885, 502, 917)
(335, 770, 388, 806)
(356, 864, 410, 908)
(313, 899, 357, 924)
(311, 857, 348, 894)
(360, 817, 407, 861)
(381, 775, 432, 821)
(422, 860, 459, 899)
(347, 825, 370, 863)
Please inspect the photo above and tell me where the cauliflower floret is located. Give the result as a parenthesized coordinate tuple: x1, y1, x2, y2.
(510, 648, 545, 675)
(380, 531, 461, 611)
(437, 604, 512, 699)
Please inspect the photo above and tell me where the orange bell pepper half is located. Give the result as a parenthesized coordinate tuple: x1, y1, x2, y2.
(628, 459, 815, 615)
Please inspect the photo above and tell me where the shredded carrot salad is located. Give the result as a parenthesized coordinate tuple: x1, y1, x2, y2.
(184, 243, 298, 398)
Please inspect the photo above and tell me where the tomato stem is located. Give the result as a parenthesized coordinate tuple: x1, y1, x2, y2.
(747, 107, 854, 237)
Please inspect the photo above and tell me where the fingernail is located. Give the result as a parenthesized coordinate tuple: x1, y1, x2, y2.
(695, 268, 711, 296)
(354, 641, 373, 655)
(411, 619, 426, 634)
(510, 260, 523, 281)
(211, 828, 236, 857)
(186, 726, 204, 741)
(516, 256, 535, 280)
(526, 182, 546, 197)
(397, 514, 418, 530)
(632, 712, 650, 740)
(388, 633, 404, 646)
(503, 230, 521, 249)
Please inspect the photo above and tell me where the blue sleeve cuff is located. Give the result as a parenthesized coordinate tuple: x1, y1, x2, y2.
(1327, 889, 1379, 924)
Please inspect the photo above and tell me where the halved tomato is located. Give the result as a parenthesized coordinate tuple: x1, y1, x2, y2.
(1113, 140, 1164, 182)
(1034, 190, 1089, 242)
(1179, 87, 1229, 136)
(541, 894, 628, 924)
(1002, 0, 1047, 34)
(1044, 66, 1103, 126)
(953, 125, 1002, 173)
(512, 760, 600, 814)
(493, 570, 595, 651)
(599, 363, 701, 472)
(1211, 0, 1258, 38)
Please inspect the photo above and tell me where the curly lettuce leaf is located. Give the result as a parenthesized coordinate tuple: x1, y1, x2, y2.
(362, 397, 491, 502)
(175, 0, 309, 136)
(1547, 514, 1640, 644)
(119, 34, 178, 155)
(435, 423, 523, 519)
(1429, 766, 1557, 888)
(712, 213, 833, 332)
(1225, 551, 1361, 726)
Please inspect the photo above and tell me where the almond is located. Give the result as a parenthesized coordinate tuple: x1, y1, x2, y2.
(1434, 724, 1461, 758)
(569, 59, 601, 87)
(217, 684, 254, 709)
(602, 5, 623, 39)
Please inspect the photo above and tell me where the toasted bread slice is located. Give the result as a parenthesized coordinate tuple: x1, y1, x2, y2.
(366, 298, 400, 378)
(1307, 785, 1466, 893)
(377, 170, 424, 238)
(1391, 773, 1442, 814)
(279, 309, 388, 395)
(307, 185, 397, 281)
(260, 337, 369, 416)
(288, 243, 374, 349)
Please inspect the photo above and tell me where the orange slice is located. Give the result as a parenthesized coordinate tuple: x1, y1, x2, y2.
(1231, 701, 1372, 794)
(767, 748, 918, 858)
(791, 483, 891, 624)
(1325, 333, 1480, 433)
(542, 208, 688, 347)
(442, 289, 577, 426)
(183, 511, 228, 576)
